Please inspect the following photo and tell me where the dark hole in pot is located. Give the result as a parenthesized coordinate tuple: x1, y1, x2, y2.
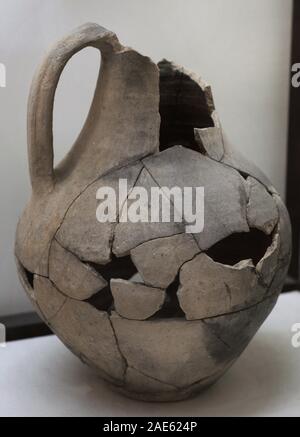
(85, 286, 114, 312)
(239, 170, 249, 180)
(23, 266, 34, 288)
(206, 228, 273, 266)
(158, 59, 214, 152)
(86, 255, 138, 312)
(91, 255, 138, 282)
(152, 273, 185, 319)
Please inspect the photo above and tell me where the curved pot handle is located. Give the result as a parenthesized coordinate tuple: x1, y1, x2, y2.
(27, 23, 121, 194)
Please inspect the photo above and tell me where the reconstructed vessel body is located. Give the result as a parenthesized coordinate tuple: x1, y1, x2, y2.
(15, 23, 291, 401)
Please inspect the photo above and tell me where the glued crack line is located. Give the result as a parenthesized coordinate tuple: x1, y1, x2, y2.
(141, 162, 201, 251)
(108, 316, 128, 382)
(194, 291, 277, 322)
(111, 161, 145, 253)
(128, 366, 180, 390)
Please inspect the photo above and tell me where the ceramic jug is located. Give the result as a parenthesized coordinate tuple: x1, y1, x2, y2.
(15, 23, 291, 401)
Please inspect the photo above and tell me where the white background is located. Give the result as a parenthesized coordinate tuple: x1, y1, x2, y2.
(0, 0, 293, 316)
